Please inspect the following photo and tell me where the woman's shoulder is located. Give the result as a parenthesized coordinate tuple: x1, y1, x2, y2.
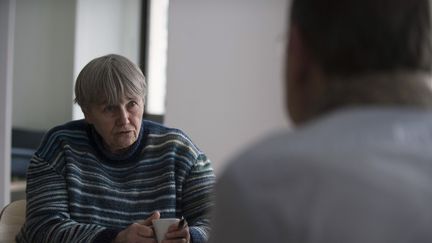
(40, 120, 89, 146)
(32, 120, 90, 163)
(143, 120, 188, 139)
(142, 120, 202, 154)
(44, 119, 87, 136)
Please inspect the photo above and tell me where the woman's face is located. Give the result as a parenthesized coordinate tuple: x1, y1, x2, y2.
(84, 95, 144, 153)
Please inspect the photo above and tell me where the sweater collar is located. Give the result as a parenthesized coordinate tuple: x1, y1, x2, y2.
(90, 122, 145, 162)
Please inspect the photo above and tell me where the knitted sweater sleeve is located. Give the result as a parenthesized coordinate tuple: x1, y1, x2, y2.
(182, 153, 216, 243)
(16, 154, 115, 243)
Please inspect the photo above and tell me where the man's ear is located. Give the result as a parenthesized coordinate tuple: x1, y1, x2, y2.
(288, 25, 309, 79)
(286, 24, 324, 124)
(286, 24, 312, 123)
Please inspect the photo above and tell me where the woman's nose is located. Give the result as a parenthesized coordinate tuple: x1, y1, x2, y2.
(116, 107, 130, 125)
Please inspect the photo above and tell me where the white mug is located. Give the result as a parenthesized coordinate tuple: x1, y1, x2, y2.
(152, 218, 180, 243)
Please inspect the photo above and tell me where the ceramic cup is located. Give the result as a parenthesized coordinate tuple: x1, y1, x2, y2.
(152, 218, 180, 243)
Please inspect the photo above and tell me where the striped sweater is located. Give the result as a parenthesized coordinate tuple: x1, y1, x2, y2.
(16, 119, 215, 243)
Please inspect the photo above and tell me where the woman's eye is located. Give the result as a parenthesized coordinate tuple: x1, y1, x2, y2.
(128, 101, 138, 107)
(103, 106, 115, 113)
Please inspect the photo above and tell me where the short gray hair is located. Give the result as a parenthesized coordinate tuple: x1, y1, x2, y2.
(74, 54, 147, 111)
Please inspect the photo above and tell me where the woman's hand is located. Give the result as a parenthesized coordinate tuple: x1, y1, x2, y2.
(162, 220, 190, 243)
(112, 211, 161, 243)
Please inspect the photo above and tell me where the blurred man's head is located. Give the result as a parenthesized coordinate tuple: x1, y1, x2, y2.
(286, 0, 432, 124)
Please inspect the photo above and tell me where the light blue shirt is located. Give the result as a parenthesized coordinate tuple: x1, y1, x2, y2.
(211, 107, 432, 243)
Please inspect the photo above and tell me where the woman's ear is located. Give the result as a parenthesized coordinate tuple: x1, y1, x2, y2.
(81, 107, 93, 124)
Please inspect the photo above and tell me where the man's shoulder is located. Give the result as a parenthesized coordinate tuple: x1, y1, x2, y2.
(214, 108, 432, 243)
(223, 106, 432, 183)
(221, 130, 296, 182)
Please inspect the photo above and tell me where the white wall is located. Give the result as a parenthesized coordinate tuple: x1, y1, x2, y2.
(3, 0, 141, 204)
(12, 0, 76, 131)
(73, 0, 142, 120)
(71, 0, 141, 119)
(165, 0, 290, 174)
(0, 0, 15, 207)
(8, 0, 289, 180)
(11, 0, 142, 128)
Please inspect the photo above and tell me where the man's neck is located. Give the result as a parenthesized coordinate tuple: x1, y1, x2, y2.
(316, 71, 432, 115)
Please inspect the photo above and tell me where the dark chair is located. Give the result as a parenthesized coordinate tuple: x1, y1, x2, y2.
(11, 128, 45, 179)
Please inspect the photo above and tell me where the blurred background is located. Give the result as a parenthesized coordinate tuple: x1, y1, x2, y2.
(0, 0, 289, 206)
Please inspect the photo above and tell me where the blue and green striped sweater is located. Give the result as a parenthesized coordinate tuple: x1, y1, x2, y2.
(16, 119, 215, 243)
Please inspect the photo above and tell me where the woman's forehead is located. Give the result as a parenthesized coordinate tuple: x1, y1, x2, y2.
(96, 94, 142, 105)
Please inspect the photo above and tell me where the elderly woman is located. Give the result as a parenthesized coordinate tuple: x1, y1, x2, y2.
(16, 54, 215, 243)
